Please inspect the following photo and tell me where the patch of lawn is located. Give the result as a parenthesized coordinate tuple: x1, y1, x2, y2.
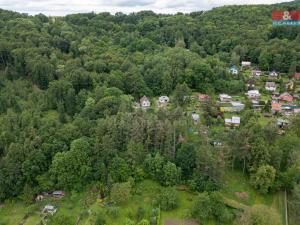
(161, 190, 196, 223)
(0, 177, 285, 225)
(221, 170, 274, 206)
(0, 202, 26, 225)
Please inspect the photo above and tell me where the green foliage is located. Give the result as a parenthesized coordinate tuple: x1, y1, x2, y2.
(250, 165, 276, 194)
(144, 153, 181, 186)
(191, 192, 211, 222)
(49, 138, 92, 190)
(162, 162, 181, 186)
(95, 214, 106, 225)
(176, 143, 196, 180)
(49, 213, 74, 225)
(110, 182, 132, 205)
(110, 156, 131, 183)
(234, 204, 280, 225)
(105, 206, 120, 218)
(173, 83, 191, 107)
(136, 206, 146, 221)
(290, 183, 300, 222)
(191, 192, 232, 224)
(157, 187, 178, 211)
(137, 219, 150, 225)
(0, 2, 300, 206)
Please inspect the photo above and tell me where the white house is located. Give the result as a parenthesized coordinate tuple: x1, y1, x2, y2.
(269, 71, 278, 79)
(231, 101, 245, 111)
(219, 94, 232, 102)
(229, 66, 238, 75)
(265, 82, 276, 91)
(225, 116, 240, 128)
(251, 69, 262, 78)
(241, 61, 251, 68)
(158, 96, 169, 105)
(140, 96, 151, 108)
(43, 205, 57, 216)
(192, 113, 200, 124)
(246, 90, 261, 99)
(232, 116, 241, 125)
(52, 190, 65, 198)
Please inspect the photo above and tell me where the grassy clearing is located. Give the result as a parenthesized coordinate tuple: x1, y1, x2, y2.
(221, 170, 274, 206)
(221, 170, 285, 225)
(0, 174, 286, 225)
(0, 202, 28, 225)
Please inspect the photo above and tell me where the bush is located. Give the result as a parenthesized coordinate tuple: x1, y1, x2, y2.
(49, 213, 74, 225)
(136, 206, 146, 221)
(137, 219, 150, 225)
(157, 187, 178, 211)
(95, 212, 106, 225)
(191, 192, 232, 224)
(110, 182, 132, 204)
(105, 206, 120, 217)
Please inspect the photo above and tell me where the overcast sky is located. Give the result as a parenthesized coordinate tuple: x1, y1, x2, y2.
(0, 0, 292, 16)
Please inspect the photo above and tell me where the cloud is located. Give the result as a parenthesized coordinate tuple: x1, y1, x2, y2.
(108, 0, 156, 7)
(0, 0, 292, 16)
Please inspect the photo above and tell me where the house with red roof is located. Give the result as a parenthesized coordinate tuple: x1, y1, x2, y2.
(279, 92, 293, 103)
(272, 103, 282, 113)
(198, 94, 210, 102)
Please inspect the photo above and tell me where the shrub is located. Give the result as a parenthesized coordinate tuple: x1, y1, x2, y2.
(105, 206, 120, 217)
(157, 187, 178, 211)
(110, 182, 132, 204)
(95, 212, 106, 225)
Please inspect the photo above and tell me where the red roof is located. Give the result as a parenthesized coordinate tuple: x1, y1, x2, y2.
(279, 92, 293, 102)
(294, 73, 300, 79)
(198, 94, 210, 101)
(272, 103, 281, 111)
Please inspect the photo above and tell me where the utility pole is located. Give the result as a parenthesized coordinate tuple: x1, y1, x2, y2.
(285, 189, 288, 225)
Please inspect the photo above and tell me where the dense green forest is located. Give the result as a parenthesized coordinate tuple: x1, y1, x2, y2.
(0, 1, 300, 225)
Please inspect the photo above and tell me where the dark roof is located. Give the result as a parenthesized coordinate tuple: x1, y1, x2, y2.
(140, 95, 149, 102)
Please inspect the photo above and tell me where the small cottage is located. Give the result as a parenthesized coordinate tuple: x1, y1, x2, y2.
(229, 66, 239, 75)
(241, 61, 251, 68)
(211, 141, 223, 147)
(198, 94, 210, 102)
(294, 73, 300, 79)
(294, 108, 300, 114)
(269, 71, 278, 79)
(231, 102, 245, 111)
(43, 205, 57, 216)
(286, 81, 294, 91)
(158, 96, 169, 105)
(246, 90, 261, 99)
(279, 92, 293, 103)
(219, 94, 232, 102)
(220, 102, 245, 113)
(192, 113, 200, 124)
(246, 79, 256, 90)
(140, 96, 151, 108)
(272, 103, 282, 114)
(251, 69, 262, 78)
(225, 116, 240, 128)
(265, 82, 276, 91)
(52, 190, 65, 198)
(277, 118, 289, 129)
(36, 195, 44, 201)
